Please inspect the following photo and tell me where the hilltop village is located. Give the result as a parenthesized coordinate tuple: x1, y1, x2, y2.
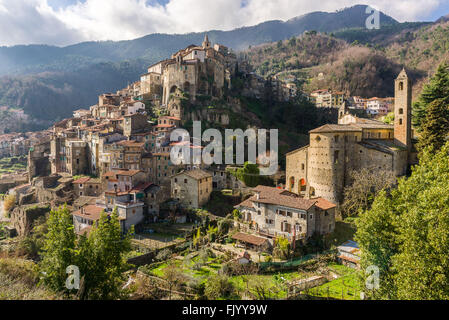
(0, 35, 418, 299)
(1, 34, 415, 248)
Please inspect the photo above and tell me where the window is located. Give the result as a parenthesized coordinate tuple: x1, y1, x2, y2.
(79, 192, 83, 196)
(399, 82, 404, 91)
(79, 184, 83, 189)
(325, 211, 329, 216)
(334, 135, 339, 143)
(258, 211, 261, 216)
(399, 108, 404, 115)
(301, 163, 305, 170)
(184, 179, 188, 183)
(399, 118, 403, 125)
(174, 178, 178, 183)
(334, 150, 339, 164)
(309, 214, 313, 220)
(287, 212, 292, 217)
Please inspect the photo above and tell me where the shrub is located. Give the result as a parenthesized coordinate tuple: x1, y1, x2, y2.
(156, 248, 173, 261)
(3, 194, 16, 213)
(204, 274, 236, 300)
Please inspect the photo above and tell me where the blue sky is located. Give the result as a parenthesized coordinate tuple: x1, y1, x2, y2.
(1, 0, 449, 46)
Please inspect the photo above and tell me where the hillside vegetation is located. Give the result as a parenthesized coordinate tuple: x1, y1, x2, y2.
(245, 20, 449, 99)
(0, 5, 399, 124)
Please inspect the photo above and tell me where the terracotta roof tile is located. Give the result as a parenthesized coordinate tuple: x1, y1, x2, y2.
(311, 197, 337, 210)
(232, 232, 267, 246)
(72, 205, 105, 221)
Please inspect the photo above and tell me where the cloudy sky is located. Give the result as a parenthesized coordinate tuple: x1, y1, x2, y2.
(1, 0, 448, 47)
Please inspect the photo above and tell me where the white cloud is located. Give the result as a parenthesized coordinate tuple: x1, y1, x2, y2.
(0, 0, 444, 46)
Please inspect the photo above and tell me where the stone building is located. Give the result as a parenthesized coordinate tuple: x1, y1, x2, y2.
(123, 113, 150, 138)
(234, 186, 336, 242)
(10, 204, 51, 236)
(286, 69, 413, 204)
(140, 34, 235, 113)
(28, 138, 51, 182)
(171, 169, 213, 208)
(72, 177, 102, 197)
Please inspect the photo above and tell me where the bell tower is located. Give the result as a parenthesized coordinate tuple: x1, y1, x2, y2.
(394, 68, 412, 153)
(202, 33, 211, 49)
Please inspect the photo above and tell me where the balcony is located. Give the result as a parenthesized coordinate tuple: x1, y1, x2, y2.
(258, 228, 305, 241)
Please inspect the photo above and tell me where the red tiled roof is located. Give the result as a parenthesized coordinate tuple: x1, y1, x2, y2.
(117, 140, 145, 147)
(72, 205, 104, 221)
(232, 232, 267, 246)
(248, 186, 317, 211)
(115, 169, 142, 176)
(130, 182, 154, 192)
(311, 197, 337, 210)
(73, 177, 91, 184)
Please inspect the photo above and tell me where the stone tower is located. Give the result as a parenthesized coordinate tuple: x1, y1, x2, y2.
(394, 68, 412, 153)
(338, 101, 349, 120)
(202, 34, 211, 49)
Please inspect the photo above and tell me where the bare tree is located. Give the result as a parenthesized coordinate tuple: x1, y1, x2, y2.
(341, 167, 396, 217)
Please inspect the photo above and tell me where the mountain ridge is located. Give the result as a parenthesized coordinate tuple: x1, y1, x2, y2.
(0, 5, 397, 76)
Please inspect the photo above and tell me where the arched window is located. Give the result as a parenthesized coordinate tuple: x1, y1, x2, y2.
(289, 176, 295, 190)
(300, 178, 307, 192)
(310, 187, 316, 197)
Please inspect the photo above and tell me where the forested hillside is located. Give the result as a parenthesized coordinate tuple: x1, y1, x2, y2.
(0, 5, 399, 127)
(0, 60, 147, 121)
(245, 20, 449, 98)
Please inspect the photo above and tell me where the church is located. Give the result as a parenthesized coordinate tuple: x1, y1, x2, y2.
(286, 69, 417, 204)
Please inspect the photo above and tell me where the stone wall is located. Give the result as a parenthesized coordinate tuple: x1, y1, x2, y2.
(10, 203, 51, 236)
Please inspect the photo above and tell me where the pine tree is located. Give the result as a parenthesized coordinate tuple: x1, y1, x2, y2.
(412, 63, 449, 132)
(40, 205, 76, 292)
(417, 98, 449, 153)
